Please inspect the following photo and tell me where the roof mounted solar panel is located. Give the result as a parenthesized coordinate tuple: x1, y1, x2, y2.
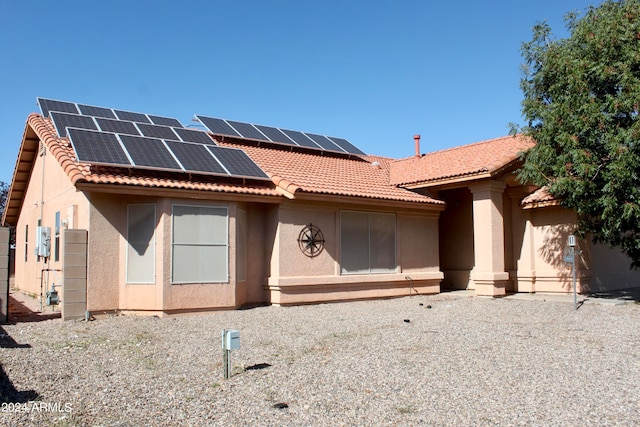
(195, 116, 241, 138)
(77, 104, 117, 119)
(305, 133, 344, 151)
(196, 114, 366, 155)
(67, 128, 132, 167)
(137, 123, 179, 140)
(114, 109, 152, 124)
(148, 115, 182, 128)
(38, 98, 79, 117)
(95, 117, 141, 136)
(328, 137, 367, 155)
(280, 129, 320, 149)
(173, 127, 216, 145)
(163, 140, 228, 175)
(208, 146, 269, 179)
(226, 120, 268, 141)
(253, 125, 296, 145)
(118, 135, 182, 170)
(50, 112, 99, 137)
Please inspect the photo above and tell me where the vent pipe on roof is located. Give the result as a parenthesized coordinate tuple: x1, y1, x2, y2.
(414, 134, 421, 158)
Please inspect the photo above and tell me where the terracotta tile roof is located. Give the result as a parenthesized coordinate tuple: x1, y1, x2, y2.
(217, 141, 444, 205)
(389, 134, 535, 187)
(521, 187, 560, 209)
(14, 115, 441, 209)
(26, 115, 282, 197)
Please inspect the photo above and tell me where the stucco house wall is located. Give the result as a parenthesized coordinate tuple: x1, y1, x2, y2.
(82, 193, 275, 315)
(14, 142, 89, 299)
(267, 201, 443, 305)
(515, 203, 640, 293)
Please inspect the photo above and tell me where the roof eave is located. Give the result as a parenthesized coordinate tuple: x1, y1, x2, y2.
(293, 191, 445, 212)
(2, 117, 41, 226)
(522, 200, 562, 210)
(400, 172, 493, 190)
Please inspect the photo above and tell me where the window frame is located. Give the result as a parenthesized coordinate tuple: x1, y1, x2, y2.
(171, 204, 229, 284)
(340, 210, 397, 275)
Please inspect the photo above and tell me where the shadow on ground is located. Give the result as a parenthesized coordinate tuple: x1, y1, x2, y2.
(0, 326, 38, 404)
(0, 363, 39, 404)
(7, 294, 60, 323)
(588, 286, 640, 303)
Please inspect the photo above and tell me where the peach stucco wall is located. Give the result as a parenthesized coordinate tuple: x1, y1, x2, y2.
(84, 195, 272, 314)
(515, 206, 588, 293)
(587, 242, 640, 291)
(267, 200, 443, 305)
(14, 144, 89, 298)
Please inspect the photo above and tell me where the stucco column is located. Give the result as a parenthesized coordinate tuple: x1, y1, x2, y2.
(469, 181, 509, 296)
(506, 186, 538, 293)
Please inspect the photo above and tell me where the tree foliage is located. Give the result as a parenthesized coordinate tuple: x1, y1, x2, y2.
(0, 181, 8, 223)
(518, 0, 640, 267)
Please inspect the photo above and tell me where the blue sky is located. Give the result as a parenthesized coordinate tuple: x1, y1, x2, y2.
(0, 1, 597, 185)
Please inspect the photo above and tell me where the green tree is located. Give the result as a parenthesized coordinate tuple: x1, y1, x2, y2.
(518, 0, 640, 267)
(0, 181, 8, 223)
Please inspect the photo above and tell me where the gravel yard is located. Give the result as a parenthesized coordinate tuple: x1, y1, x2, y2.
(1, 294, 639, 426)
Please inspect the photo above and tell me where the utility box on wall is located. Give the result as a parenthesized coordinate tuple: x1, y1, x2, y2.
(36, 226, 51, 258)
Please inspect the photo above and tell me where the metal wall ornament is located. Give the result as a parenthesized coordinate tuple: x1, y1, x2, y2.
(297, 223, 325, 257)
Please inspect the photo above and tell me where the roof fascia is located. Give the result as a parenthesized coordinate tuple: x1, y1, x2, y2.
(2, 120, 40, 226)
(74, 182, 284, 204)
(293, 192, 446, 214)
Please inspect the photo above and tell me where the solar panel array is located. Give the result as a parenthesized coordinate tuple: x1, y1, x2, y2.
(195, 115, 366, 156)
(38, 98, 269, 180)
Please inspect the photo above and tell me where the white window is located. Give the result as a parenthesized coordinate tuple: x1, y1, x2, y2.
(340, 211, 396, 274)
(172, 205, 228, 284)
(127, 204, 156, 283)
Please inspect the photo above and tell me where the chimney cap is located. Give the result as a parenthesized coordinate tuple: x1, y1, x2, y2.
(413, 134, 421, 140)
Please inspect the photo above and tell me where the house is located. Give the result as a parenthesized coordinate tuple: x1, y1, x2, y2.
(2, 98, 638, 320)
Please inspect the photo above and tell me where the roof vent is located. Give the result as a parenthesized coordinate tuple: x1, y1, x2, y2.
(371, 161, 381, 169)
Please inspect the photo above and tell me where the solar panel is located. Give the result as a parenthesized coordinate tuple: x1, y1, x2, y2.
(163, 141, 227, 175)
(77, 104, 117, 119)
(226, 120, 268, 141)
(280, 129, 320, 149)
(67, 128, 132, 166)
(328, 137, 367, 155)
(305, 133, 344, 151)
(197, 114, 366, 155)
(50, 112, 98, 137)
(208, 146, 268, 179)
(137, 123, 179, 140)
(96, 118, 141, 136)
(195, 116, 241, 137)
(253, 125, 296, 145)
(173, 127, 216, 145)
(118, 135, 181, 170)
(38, 98, 79, 117)
(148, 115, 182, 127)
(114, 109, 152, 124)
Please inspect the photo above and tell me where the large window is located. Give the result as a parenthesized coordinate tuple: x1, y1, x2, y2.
(127, 204, 156, 283)
(172, 205, 228, 283)
(340, 211, 396, 274)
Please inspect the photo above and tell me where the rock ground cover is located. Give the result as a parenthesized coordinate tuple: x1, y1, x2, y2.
(0, 294, 639, 426)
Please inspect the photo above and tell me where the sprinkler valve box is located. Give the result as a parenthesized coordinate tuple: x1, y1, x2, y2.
(222, 329, 240, 350)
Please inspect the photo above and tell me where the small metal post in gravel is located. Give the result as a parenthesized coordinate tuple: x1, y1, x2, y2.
(222, 329, 240, 379)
